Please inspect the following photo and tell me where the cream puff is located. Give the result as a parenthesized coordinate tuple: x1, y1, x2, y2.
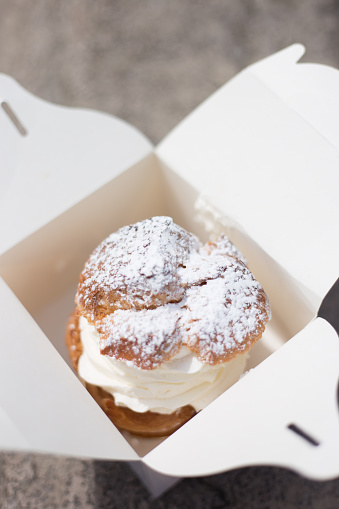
(66, 216, 270, 437)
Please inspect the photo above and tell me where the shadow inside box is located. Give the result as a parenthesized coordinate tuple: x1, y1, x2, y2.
(93, 462, 339, 508)
(317, 278, 339, 413)
(318, 278, 339, 336)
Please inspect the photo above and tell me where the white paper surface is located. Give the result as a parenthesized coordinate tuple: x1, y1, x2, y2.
(0, 406, 29, 451)
(0, 277, 138, 460)
(156, 45, 339, 306)
(0, 74, 153, 255)
(144, 318, 339, 480)
(250, 44, 339, 149)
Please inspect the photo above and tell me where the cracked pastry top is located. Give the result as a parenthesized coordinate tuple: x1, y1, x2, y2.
(75, 216, 270, 370)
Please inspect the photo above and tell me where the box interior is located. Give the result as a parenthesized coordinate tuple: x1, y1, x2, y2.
(0, 154, 316, 457)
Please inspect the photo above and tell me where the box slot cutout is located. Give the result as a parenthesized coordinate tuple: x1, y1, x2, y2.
(1, 101, 28, 136)
(287, 423, 320, 447)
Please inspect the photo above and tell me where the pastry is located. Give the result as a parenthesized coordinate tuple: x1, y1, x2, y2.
(66, 216, 270, 437)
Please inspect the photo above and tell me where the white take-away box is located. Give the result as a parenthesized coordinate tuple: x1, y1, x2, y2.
(0, 44, 338, 497)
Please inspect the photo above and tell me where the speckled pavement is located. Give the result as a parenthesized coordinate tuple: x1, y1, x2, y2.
(1, 453, 339, 508)
(0, 1, 338, 507)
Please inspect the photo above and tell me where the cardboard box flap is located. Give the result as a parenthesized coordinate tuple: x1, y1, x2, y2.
(156, 45, 339, 306)
(250, 44, 339, 149)
(0, 277, 138, 460)
(0, 74, 153, 255)
(143, 318, 339, 479)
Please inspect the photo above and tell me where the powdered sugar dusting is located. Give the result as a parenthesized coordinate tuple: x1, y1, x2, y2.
(96, 304, 182, 369)
(203, 234, 247, 265)
(76, 217, 270, 369)
(76, 216, 200, 320)
(183, 267, 268, 364)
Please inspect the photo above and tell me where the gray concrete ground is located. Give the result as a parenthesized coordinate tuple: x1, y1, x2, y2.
(0, 0, 338, 145)
(2, 453, 339, 508)
(0, 1, 338, 507)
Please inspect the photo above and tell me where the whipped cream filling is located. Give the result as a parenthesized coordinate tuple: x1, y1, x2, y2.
(78, 316, 247, 414)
